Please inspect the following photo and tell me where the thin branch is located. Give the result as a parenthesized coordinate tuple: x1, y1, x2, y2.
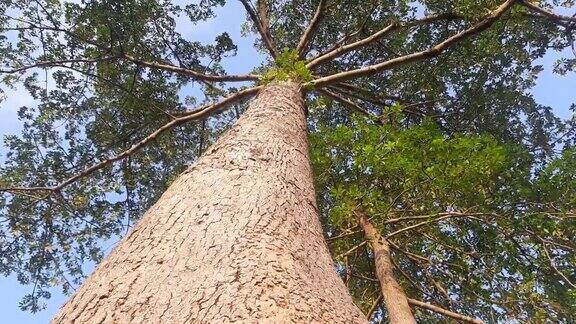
(296, 0, 328, 57)
(384, 212, 492, 225)
(239, 0, 278, 58)
(316, 88, 378, 119)
(367, 294, 383, 320)
(0, 87, 262, 195)
(122, 54, 260, 82)
(385, 212, 491, 238)
(335, 241, 367, 259)
(0, 57, 117, 74)
(326, 229, 362, 242)
(307, 22, 396, 68)
(407, 298, 484, 324)
(519, 0, 576, 24)
(536, 236, 576, 289)
(333, 83, 404, 102)
(308, 0, 515, 88)
(307, 13, 459, 68)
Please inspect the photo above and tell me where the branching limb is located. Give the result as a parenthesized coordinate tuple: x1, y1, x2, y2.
(122, 54, 260, 82)
(0, 57, 117, 74)
(307, 22, 397, 68)
(306, 13, 459, 68)
(0, 86, 262, 196)
(335, 241, 367, 259)
(385, 212, 493, 238)
(518, 0, 576, 24)
(308, 0, 515, 88)
(316, 88, 378, 119)
(367, 294, 382, 320)
(239, 0, 278, 58)
(536, 235, 576, 289)
(407, 299, 484, 324)
(296, 0, 328, 57)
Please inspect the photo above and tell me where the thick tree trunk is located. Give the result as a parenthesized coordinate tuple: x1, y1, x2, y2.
(355, 210, 416, 324)
(53, 81, 366, 323)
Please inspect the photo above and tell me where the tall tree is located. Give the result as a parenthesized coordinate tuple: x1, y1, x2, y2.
(0, 0, 574, 321)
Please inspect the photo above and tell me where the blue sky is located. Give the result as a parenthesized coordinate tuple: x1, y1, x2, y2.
(1, 1, 575, 323)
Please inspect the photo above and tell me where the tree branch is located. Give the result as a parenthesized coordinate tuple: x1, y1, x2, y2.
(316, 88, 378, 119)
(0, 57, 117, 74)
(407, 298, 484, 324)
(335, 241, 367, 259)
(308, 0, 515, 88)
(536, 235, 576, 289)
(296, 0, 328, 57)
(239, 0, 278, 58)
(385, 212, 492, 238)
(518, 0, 576, 24)
(0, 86, 262, 195)
(122, 54, 260, 82)
(306, 13, 459, 68)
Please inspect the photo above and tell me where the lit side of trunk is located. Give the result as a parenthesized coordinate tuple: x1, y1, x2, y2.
(355, 210, 416, 324)
(53, 82, 366, 323)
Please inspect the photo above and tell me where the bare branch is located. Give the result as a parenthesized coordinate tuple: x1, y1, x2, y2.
(407, 298, 484, 324)
(307, 13, 459, 68)
(122, 54, 260, 82)
(297, 0, 328, 57)
(0, 87, 262, 195)
(239, 0, 278, 58)
(309, 0, 515, 88)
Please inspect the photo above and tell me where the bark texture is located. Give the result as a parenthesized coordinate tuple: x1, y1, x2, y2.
(356, 210, 416, 324)
(53, 82, 366, 323)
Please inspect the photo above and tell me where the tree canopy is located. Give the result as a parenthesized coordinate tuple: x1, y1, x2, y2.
(0, 0, 575, 321)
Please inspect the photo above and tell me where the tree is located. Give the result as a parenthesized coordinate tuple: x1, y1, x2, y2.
(311, 118, 575, 322)
(0, 0, 574, 322)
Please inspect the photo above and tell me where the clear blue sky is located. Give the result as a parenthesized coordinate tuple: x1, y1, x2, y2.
(0, 2, 575, 323)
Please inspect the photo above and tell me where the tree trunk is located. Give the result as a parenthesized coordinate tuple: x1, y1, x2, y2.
(355, 210, 416, 324)
(53, 81, 366, 323)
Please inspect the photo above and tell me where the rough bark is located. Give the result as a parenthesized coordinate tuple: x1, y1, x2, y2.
(355, 210, 416, 324)
(53, 81, 366, 323)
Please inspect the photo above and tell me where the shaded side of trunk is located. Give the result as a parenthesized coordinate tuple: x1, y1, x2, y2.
(53, 82, 366, 323)
(356, 210, 416, 324)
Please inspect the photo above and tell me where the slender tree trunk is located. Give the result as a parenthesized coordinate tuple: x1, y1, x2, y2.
(53, 81, 366, 323)
(355, 210, 416, 324)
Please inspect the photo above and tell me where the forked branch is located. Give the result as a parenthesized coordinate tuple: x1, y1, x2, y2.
(518, 0, 576, 24)
(297, 0, 328, 57)
(306, 13, 459, 68)
(239, 0, 279, 58)
(309, 0, 515, 88)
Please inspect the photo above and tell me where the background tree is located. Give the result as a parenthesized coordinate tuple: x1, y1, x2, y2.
(311, 118, 575, 322)
(0, 0, 575, 322)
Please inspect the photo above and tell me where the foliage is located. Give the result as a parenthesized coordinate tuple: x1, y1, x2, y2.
(0, 0, 574, 320)
(311, 117, 576, 322)
(260, 49, 313, 83)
